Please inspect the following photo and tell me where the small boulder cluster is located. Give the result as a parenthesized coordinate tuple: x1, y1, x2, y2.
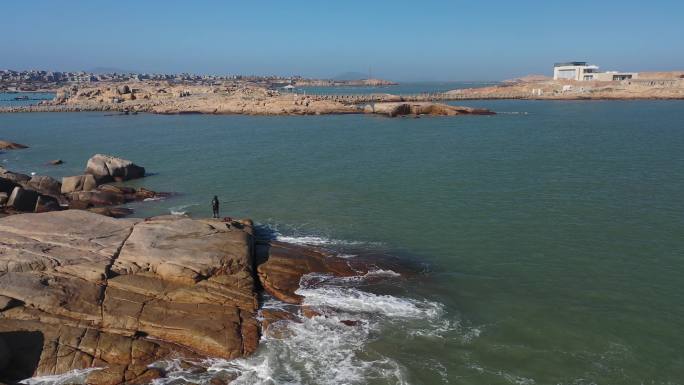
(1, 154, 160, 218)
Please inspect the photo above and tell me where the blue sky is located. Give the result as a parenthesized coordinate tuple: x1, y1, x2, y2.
(1, 0, 682, 81)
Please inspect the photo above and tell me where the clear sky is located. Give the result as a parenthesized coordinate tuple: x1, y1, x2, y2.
(1, 0, 682, 81)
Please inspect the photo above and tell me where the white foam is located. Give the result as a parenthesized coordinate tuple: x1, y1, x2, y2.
(275, 234, 362, 247)
(169, 203, 198, 216)
(20, 368, 102, 385)
(299, 270, 402, 288)
(274, 234, 382, 248)
(296, 286, 444, 320)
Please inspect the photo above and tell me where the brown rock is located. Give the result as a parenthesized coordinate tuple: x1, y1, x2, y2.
(88, 206, 134, 218)
(47, 159, 64, 165)
(68, 190, 126, 207)
(365, 102, 495, 117)
(7, 187, 39, 212)
(260, 308, 299, 332)
(34, 195, 61, 213)
(0, 295, 20, 311)
(0, 211, 260, 382)
(61, 174, 98, 193)
(255, 241, 360, 304)
(0, 141, 28, 150)
(23, 175, 62, 197)
(0, 167, 30, 185)
(85, 154, 145, 183)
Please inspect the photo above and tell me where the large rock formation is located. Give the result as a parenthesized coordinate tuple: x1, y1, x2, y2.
(85, 154, 145, 183)
(0, 211, 259, 384)
(255, 241, 362, 304)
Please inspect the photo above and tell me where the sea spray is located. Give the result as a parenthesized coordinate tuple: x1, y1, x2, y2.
(20, 368, 102, 385)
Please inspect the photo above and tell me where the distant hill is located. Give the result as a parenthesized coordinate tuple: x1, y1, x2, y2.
(332, 72, 369, 81)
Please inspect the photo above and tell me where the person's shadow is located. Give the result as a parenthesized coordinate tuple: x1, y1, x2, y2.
(0, 331, 44, 384)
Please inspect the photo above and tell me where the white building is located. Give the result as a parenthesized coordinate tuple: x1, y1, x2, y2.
(553, 62, 599, 81)
(553, 61, 638, 81)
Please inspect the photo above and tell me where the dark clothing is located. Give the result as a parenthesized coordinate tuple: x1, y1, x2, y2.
(211, 197, 220, 218)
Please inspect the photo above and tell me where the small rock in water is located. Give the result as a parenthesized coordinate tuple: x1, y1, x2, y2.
(48, 159, 64, 165)
(0, 140, 28, 150)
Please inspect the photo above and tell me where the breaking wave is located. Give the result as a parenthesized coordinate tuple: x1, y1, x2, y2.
(20, 368, 102, 385)
(275, 234, 381, 249)
(150, 265, 473, 385)
(169, 203, 199, 216)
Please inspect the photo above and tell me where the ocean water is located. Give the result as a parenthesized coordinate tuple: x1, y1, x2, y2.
(296, 81, 495, 95)
(0, 92, 54, 107)
(2, 100, 683, 385)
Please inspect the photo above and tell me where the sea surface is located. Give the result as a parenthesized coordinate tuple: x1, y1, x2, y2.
(1, 99, 683, 385)
(0, 92, 54, 107)
(296, 81, 495, 95)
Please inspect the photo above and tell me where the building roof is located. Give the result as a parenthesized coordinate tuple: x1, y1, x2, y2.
(554, 61, 588, 67)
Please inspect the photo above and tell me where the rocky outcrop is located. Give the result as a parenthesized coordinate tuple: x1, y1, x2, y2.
(6, 187, 39, 212)
(67, 185, 164, 209)
(0, 211, 259, 384)
(0, 167, 29, 185)
(23, 175, 62, 197)
(0, 141, 28, 150)
(256, 241, 369, 304)
(2, 158, 161, 217)
(85, 154, 145, 183)
(61, 174, 97, 194)
(365, 102, 495, 117)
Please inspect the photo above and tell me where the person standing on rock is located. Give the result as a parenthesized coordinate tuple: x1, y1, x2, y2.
(212, 195, 220, 218)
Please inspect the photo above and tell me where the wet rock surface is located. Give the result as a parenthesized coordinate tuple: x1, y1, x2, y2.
(0, 209, 414, 384)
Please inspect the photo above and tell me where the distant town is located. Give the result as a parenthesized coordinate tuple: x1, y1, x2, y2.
(0, 69, 396, 92)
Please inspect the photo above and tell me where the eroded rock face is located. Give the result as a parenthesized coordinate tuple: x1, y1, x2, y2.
(85, 154, 146, 183)
(0, 211, 259, 384)
(255, 241, 363, 304)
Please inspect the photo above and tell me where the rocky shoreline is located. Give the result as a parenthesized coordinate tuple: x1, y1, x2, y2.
(0, 82, 495, 117)
(1, 154, 165, 219)
(0, 147, 413, 384)
(0, 207, 407, 385)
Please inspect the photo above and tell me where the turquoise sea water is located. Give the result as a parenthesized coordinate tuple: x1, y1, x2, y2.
(1, 100, 683, 384)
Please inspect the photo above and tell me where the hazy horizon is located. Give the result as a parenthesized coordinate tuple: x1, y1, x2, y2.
(2, 0, 683, 81)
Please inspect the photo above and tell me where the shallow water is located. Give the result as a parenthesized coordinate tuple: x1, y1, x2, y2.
(2, 99, 683, 384)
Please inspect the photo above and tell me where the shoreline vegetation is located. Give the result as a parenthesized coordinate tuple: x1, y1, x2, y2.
(0, 148, 414, 384)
